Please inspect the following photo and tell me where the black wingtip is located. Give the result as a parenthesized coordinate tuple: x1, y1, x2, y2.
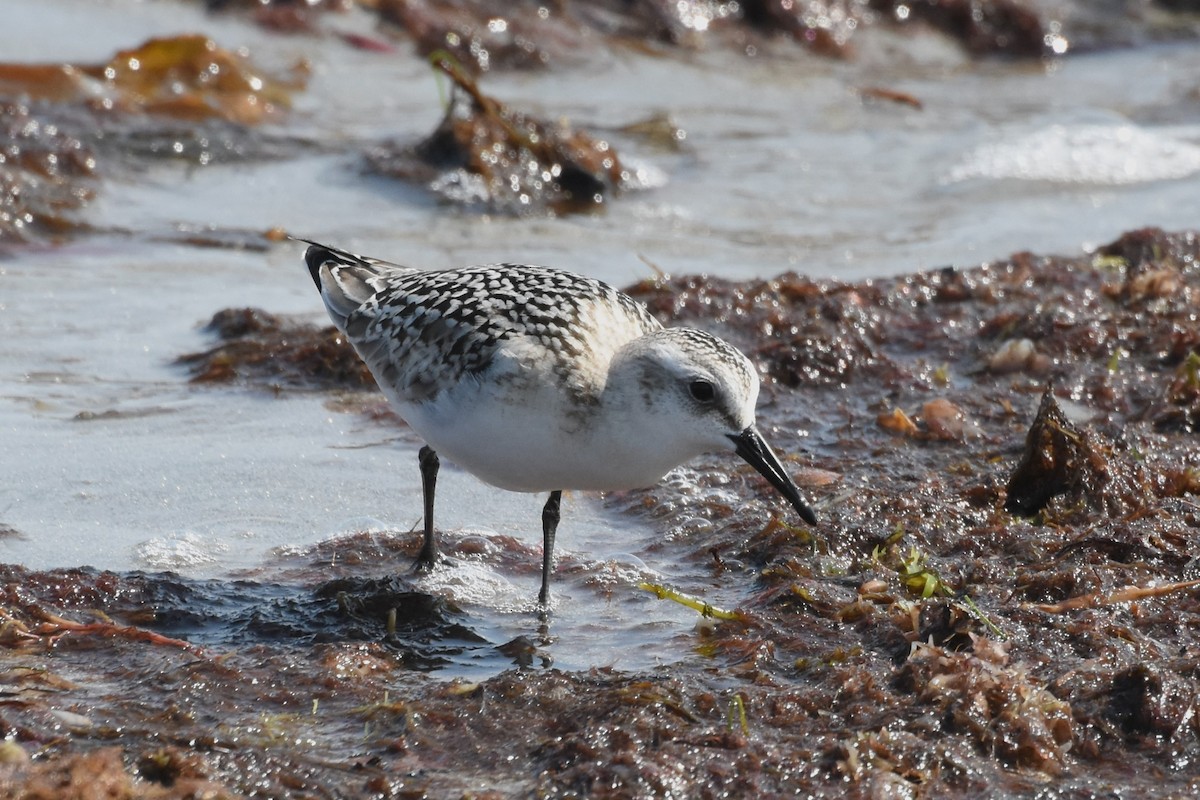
(304, 244, 333, 291)
(289, 236, 335, 291)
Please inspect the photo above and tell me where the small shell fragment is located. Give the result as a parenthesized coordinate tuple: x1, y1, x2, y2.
(988, 338, 1050, 374)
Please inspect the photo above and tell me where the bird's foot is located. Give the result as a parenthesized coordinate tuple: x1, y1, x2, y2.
(412, 544, 439, 574)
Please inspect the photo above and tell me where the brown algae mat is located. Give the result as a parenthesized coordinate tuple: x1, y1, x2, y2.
(4, 227, 1200, 797)
(0, 35, 307, 246)
(220, 0, 1199, 63)
(364, 54, 630, 216)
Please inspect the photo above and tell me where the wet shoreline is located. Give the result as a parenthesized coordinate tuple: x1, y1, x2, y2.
(4, 1, 1200, 796)
(3, 228, 1200, 795)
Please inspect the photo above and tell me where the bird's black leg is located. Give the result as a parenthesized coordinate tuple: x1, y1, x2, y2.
(415, 445, 439, 571)
(538, 490, 562, 605)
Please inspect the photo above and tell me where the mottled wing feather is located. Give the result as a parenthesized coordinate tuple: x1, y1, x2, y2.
(342, 263, 662, 403)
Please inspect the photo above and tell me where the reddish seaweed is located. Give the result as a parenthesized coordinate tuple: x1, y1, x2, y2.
(209, 0, 1200, 63)
(365, 54, 627, 215)
(0, 36, 309, 245)
(0, 35, 305, 125)
(0, 103, 97, 244)
(51, 226, 1200, 796)
(377, 0, 582, 71)
(868, 0, 1049, 57)
(176, 307, 376, 390)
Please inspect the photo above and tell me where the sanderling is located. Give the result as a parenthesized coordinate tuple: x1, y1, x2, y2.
(301, 240, 817, 604)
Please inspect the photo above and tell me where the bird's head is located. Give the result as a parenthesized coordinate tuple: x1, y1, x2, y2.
(613, 328, 817, 525)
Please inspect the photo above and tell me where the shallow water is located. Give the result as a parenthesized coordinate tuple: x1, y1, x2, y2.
(3, 0, 1200, 675)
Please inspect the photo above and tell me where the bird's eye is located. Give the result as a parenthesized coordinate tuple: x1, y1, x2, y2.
(688, 380, 716, 403)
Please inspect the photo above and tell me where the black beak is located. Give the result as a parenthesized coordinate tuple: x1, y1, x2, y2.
(728, 427, 818, 525)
